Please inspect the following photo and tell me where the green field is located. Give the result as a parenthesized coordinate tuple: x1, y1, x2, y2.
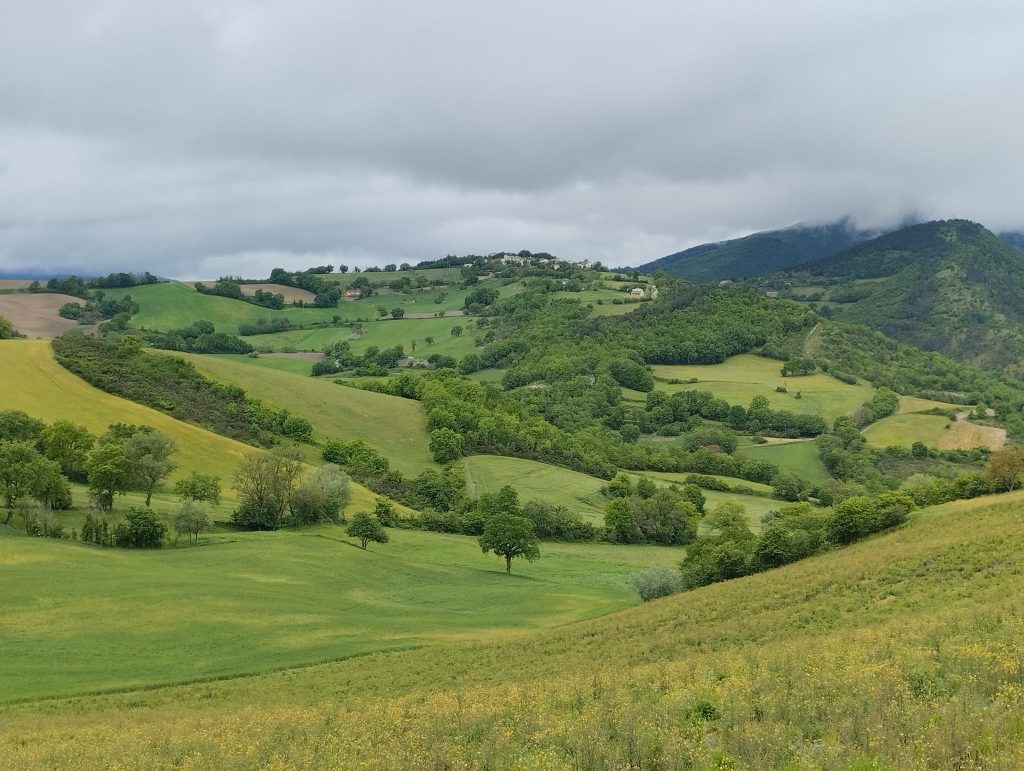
(5, 492, 1024, 768)
(862, 412, 952, 449)
(246, 315, 480, 360)
(738, 439, 832, 484)
(463, 455, 781, 526)
(0, 525, 683, 702)
(175, 353, 436, 475)
(652, 353, 873, 420)
(114, 280, 516, 334)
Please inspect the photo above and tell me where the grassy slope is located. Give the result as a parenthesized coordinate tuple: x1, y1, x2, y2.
(737, 439, 832, 484)
(5, 493, 1024, 767)
(0, 526, 683, 702)
(175, 353, 435, 475)
(652, 353, 872, 421)
(121, 279, 517, 333)
(463, 455, 779, 525)
(862, 413, 952, 448)
(0, 340, 251, 482)
(246, 315, 479, 359)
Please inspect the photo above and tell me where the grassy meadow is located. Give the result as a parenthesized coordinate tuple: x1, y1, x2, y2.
(0, 524, 684, 703)
(737, 438, 832, 483)
(175, 352, 436, 475)
(4, 493, 1024, 767)
(652, 353, 873, 420)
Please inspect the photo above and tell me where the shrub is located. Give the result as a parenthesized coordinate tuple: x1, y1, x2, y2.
(113, 507, 167, 548)
(631, 567, 683, 601)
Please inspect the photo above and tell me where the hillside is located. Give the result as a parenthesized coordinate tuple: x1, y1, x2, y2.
(796, 219, 1024, 377)
(635, 219, 874, 281)
(4, 491, 1024, 767)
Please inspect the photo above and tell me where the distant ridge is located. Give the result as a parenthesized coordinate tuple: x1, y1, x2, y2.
(634, 219, 877, 281)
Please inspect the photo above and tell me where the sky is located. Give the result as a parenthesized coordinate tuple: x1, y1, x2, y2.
(1, 0, 1022, 278)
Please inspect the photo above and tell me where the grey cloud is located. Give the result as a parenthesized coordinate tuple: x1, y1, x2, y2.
(0, 0, 1021, 276)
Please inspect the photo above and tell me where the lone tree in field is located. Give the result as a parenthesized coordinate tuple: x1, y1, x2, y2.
(982, 447, 1024, 492)
(124, 429, 178, 506)
(479, 514, 540, 574)
(172, 500, 211, 544)
(347, 512, 389, 549)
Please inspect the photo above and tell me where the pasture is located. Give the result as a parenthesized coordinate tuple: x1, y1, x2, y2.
(652, 353, 873, 420)
(862, 413, 952, 449)
(0, 525, 682, 702)
(176, 352, 436, 475)
(737, 439, 832, 484)
(4, 492, 1024, 768)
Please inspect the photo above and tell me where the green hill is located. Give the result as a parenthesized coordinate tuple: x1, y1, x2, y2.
(4, 491, 1023, 767)
(798, 219, 1024, 377)
(635, 220, 873, 281)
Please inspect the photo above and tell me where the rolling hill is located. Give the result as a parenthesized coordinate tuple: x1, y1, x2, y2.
(797, 219, 1024, 377)
(635, 219, 875, 281)
(3, 490, 1023, 768)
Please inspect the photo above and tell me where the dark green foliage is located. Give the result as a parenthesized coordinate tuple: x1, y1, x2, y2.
(231, 449, 305, 530)
(519, 501, 596, 541)
(147, 321, 254, 354)
(40, 420, 95, 482)
(608, 359, 654, 392)
(605, 488, 699, 546)
(866, 387, 900, 419)
(113, 507, 167, 548)
(53, 334, 309, 447)
(780, 356, 816, 376)
(238, 317, 292, 336)
(478, 514, 540, 573)
(826, 492, 915, 545)
(86, 441, 134, 511)
(635, 220, 871, 281)
(0, 313, 21, 338)
(347, 512, 389, 549)
(0, 410, 45, 442)
(195, 279, 285, 309)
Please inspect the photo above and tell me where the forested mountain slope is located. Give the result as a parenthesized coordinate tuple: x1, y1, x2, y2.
(636, 219, 874, 281)
(794, 219, 1024, 377)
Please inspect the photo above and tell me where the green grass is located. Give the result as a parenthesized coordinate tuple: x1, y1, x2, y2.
(738, 439, 832, 484)
(862, 413, 952, 449)
(117, 279, 521, 333)
(174, 353, 436, 475)
(246, 316, 480, 360)
(215, 353, 318, 376)
(463, 455, 780, 526)
(0, 525, 682, 702)
(0, 340, 256, 482)
(652, 353, 873, 420)
(7, 490, 1024, 768)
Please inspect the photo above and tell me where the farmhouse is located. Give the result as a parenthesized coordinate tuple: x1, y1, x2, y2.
(343, 289, 362, 299)
(629, 287, 645, 298)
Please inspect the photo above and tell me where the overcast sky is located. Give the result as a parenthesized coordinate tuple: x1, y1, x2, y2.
(1, 1, 1021, 277)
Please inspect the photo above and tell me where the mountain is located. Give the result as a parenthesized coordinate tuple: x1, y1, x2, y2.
(999, 231, 1024, 252)
(795, 219, 1024, 377)
(635, 219, 876, 281)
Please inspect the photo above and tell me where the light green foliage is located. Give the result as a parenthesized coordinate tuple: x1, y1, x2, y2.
(231, 449, 305, 531)
(479, 513, 540, 573)
(173, 471, 222, 506)
(172, 500, 211, 544)
(124, 429, 178, 506)
(289, 464, 351, 525)
(86, 441, 134, 511)
(40, 420, 94, 481)
(428, 427, 463, 463)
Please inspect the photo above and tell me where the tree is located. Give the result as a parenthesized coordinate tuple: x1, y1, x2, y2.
(424, 335, 435, 345)
(605, 473, 633, 498)
(0, 441, 62, 521)
(113, 507, 167, 548)
(633, 491, 699, 546)
(0, 313, 16, 339)
(347, 512, 389, 549)
(771, 472, 806, 502)
(231, 448, 304, 530)
(0, 410, 45, 442)
(604, 497, 640, 542)
(40, 420, 95, 482)
(390, 307, 405, 319)
(982, 447, 1024, 492)
(172, 500, 211, 544)
(289, 464, 351, 525)
(124, 429, 178, 506)
(174, 472, 222, 506)
(450, 325, 463, 337)
(87, 441, 134, 511)
(429, 428, 463, 463)
(374, 498, 397, 526)
(479, 514, 540, 573)
(780, 357, 816, 376)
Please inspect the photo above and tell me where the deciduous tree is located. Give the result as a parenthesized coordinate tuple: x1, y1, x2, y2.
(479, 514, 540, 573)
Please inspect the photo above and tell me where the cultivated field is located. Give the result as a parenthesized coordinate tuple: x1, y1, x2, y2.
(0, 293, 84, 338)
(238, 282, 317, 304)
(863, 413, 954, 449)
(652, 353, 873, 420)
(176, 352, 436, 475)
(4, 493, 1023, 768)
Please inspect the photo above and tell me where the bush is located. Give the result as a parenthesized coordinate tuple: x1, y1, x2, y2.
(631, 567, 683, 601)
(113, 507, 167, 548)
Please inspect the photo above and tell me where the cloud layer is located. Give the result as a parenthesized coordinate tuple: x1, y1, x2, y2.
(1, 0, 1021, 276)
